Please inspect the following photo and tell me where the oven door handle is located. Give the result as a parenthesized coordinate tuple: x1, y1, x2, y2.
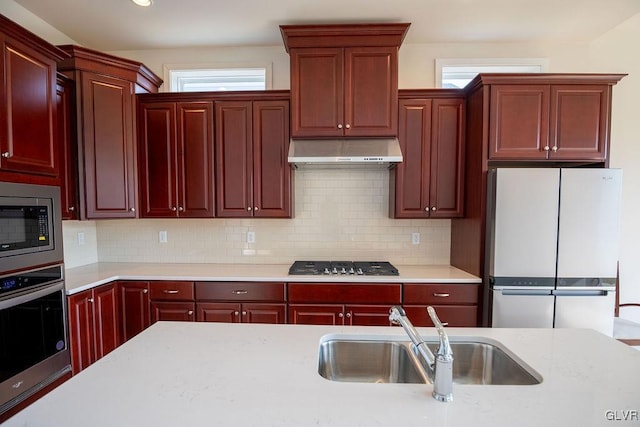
(0, 281, 65, 310)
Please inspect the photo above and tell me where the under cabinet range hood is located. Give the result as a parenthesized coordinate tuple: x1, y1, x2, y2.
(287, 138, 403, 166)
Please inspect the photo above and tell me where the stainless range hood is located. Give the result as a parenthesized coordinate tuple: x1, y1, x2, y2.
(288, 138, 403, 166)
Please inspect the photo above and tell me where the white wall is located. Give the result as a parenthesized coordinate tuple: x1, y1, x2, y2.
(589, 12, 640, 322)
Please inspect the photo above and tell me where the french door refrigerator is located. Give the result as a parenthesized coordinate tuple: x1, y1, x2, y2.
(486, 168, 622, 336)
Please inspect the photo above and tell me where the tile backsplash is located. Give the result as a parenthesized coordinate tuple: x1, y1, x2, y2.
(63, 167, 451, 267)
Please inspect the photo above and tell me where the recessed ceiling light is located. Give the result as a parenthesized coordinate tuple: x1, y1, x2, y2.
(131, 0, 153, 6)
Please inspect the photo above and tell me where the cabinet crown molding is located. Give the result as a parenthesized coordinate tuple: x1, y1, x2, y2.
(280, 23, 410, 52)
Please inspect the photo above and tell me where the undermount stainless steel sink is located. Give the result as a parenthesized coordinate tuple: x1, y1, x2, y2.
(318, 335, 542, 385)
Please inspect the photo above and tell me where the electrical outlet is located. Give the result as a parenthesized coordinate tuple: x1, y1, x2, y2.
(247, 231, 256, 243)
(77, 232, 85, 246)
(159, 231, 168, 243)
(412, 232, 420, 245)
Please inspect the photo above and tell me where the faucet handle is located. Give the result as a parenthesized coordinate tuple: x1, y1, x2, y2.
(427, 306, 453, 360)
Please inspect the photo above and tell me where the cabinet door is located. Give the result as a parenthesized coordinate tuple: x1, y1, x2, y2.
(488, 85, 550, 160)
(429, 98, 465, 217)
(81, 72, 137, 218)
(57, 75, 79, 219)
(288, 304, 344, 325)
(67, 290, 96, 375)
(138, 101, 178, 217)
(177, 101, 215, 217)
(253, 100, 292, 218)
(0, 36, 58, 177)
(549, 85, 609, 161)
(243, 303, 287, 324)
(345, 305, 393, 326)
(215, 101, 252, 217)
(196, 302, 242, 323)
(118, 281, 150, 342)
(391, 99, 432, 218)
(93, 283, 120, 360)
(289, 47, 343, 137)
(151, 301, 195, 322)
(344, 47, 398, 137)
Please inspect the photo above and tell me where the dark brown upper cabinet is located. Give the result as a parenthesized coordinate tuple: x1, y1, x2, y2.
(390, 91, 465, 219)
(57, 45, 162, 219)
(280, 23, 410, 138)
(0, 15, 68, 184)
(215, 93, 292, 218)
(137, 100, 215, 218)
(467, 74, 625, 163)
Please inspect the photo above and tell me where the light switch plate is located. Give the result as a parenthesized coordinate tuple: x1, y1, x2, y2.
(159, 231, 168, 243)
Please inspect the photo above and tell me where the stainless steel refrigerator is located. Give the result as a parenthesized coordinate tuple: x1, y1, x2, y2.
(486, 168, 622, 336)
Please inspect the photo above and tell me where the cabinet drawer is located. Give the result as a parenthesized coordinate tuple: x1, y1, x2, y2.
(195, 282, 285, 302)
(149, 281, 195, 301)
(403, 283, 479, 305)
(288, 283, 401, 304)
(404, 304, 478, 327)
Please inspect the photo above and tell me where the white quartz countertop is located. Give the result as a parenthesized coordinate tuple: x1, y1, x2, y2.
(64, 262, 481, 295)
(6, 322, 640, 427)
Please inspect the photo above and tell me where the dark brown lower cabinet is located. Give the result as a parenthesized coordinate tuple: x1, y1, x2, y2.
(67, 282, 119, 375)
(196, 302, 286, 324)
(151, 301, 196, 322)
(403, 283, 480, 327)
(118, 281, 151, 343)
(288, 304, 392, 326)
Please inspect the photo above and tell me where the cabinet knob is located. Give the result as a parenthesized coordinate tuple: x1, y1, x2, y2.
(345, 124, 351, 129)
(130, 207, 136, 212)
(551, 146, 558, 152)
(337, 124, 343, 129)
(543, 146, 550, 151)
(338, 312, 344, 318)
(345, 312, 352, 318)
(68, 206, 75, 211)
(143, 289, 148, 294)
(242, 311, 247, 316)
(254, 207, 259, 211)
(247, 207, 252, 211)
(234, 311, 240, 316)
(178, 206, 184, 212)
(87, 298, 94, 303)
(431, 207, 436, 211)
(424, 207, 429, 211)
(171, 207, 177, 211)
(1, 152, 10, 158)
(188, 310, 194, 316)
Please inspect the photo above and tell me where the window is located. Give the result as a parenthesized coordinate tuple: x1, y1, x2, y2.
(436, 58, 549, 89)
(163, 63, 272, 92)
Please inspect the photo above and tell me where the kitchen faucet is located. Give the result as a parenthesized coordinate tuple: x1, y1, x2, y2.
(388, 306, 454, 402)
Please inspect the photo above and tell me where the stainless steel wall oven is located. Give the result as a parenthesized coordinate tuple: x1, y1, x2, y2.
(0, 183, 69, 417)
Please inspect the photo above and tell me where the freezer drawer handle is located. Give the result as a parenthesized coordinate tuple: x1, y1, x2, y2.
(500, 289, 553, 296)
(552, 290, 609, 297)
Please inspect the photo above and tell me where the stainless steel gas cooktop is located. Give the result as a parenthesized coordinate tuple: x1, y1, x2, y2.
(288, 261, 399, 276)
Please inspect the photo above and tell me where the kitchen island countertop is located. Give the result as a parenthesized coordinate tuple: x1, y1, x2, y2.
(64, 262, 481, 295)
(5, 322, 640, 426)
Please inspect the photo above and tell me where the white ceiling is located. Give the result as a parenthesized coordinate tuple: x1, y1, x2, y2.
(14, 0, 640, 51)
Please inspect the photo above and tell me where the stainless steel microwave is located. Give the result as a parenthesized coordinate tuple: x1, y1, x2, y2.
(0, 182, 63, 273)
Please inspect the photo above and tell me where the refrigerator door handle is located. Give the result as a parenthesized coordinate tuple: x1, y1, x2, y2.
(500, 289, 553, 296)
(552, 289, 609, 297)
